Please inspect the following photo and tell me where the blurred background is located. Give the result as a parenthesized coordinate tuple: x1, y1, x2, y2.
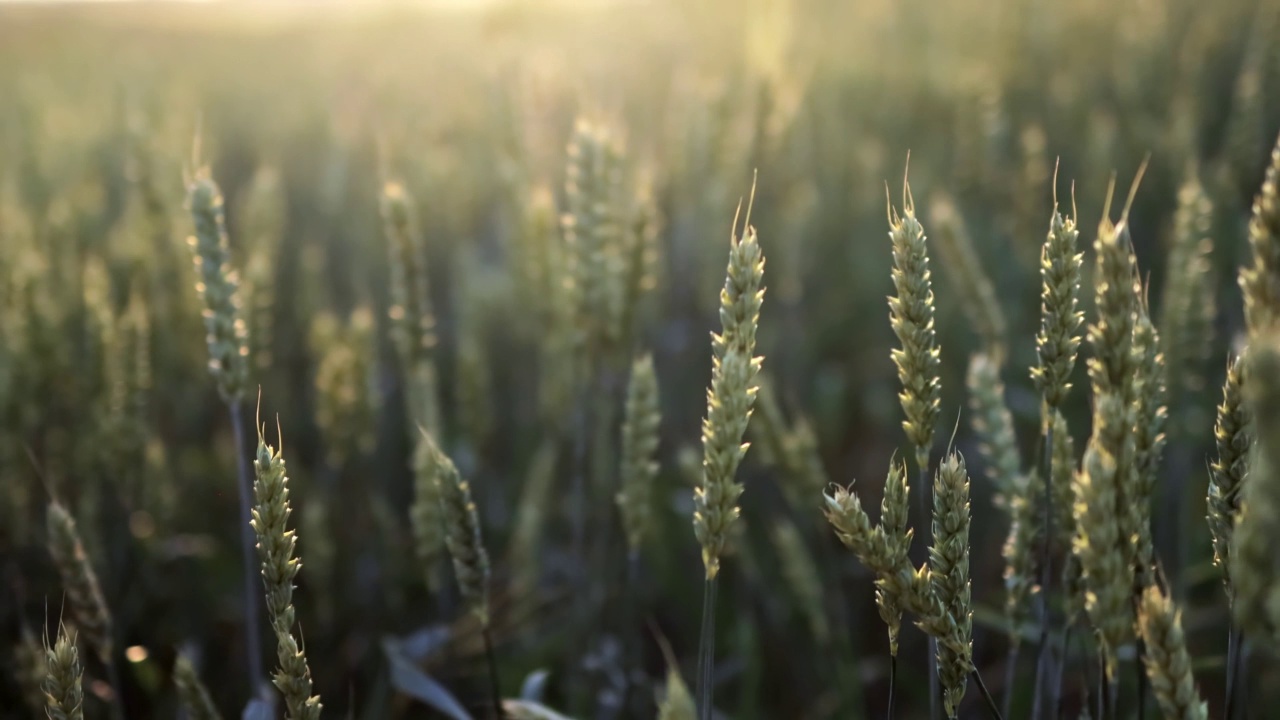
(1, 0, 1278, 717)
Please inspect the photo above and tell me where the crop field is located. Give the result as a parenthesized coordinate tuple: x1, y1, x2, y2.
(1, 0, 1280, 718)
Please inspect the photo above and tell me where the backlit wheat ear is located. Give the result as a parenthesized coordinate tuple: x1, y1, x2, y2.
(930, 193, 1007, 358)
(887, 179, 941, 473)
(173, 653, 224, 720)
(1138, 584, 1208, 720)
(1032, 191, 1084, 410)
(1239, 132, 1280, 337)
(1074, 395, 1136, 680)
(1130, 296, 1167, 580)
(1208, 356, 1250, 600)
(692, 204, 765, 581)
(185, 171, 249, 402)
(966, 353, 1035, 648)
(617, 353, 661, 553)
(930, 454, 974, 718)
(879, 458, 912, 657)
(409, 433, 447, 594)
(43, 624, 83, 720)
(1160, 166, 1215, 426)
(1231, 337, 1280, 636)
(250, 425, 322, 720)
(46, 502, 113, 666)
(771, 520, 830, 645)
(380, 180, 441, 436)
(563, 118, 626, 351)
(419, 430, 492, 624)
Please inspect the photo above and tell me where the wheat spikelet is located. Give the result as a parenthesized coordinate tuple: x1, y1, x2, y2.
(563, 118, 626, 351)
(250, 426, 322, 720)
(42, 624, 83, 720)
(879, 458, 912, 656)
(1073, 396, 1135, 679)
(617, 353, 661, 552)
(1159, 167, 1215, 424)
(692, 203, 765, 580)
(380, 180, 441, 436)
(930, 193, 1007, 357)
(46, 502, 112, 665)
(1137, 584, 1208, 720)
(1231, 337, 1280, 635)
(1240, 133, 1280, 337)
(1031, 195, 1083, 410)
(420, 430, 492, 623)
(1208, 355, 1250, 599)
(771, 520, 830, 645)
(887, 180, 941, 471)
(1130, 297, 1167, 580)
(173, 653, 224, 720)
(185, 171, 249, 402)
(930, 454, 973, 718)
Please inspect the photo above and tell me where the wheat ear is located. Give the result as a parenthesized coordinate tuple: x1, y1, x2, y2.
(43, 624, 84, 720)
(173, 653, 224, 720)
(1137, 584, 1208, 720)
(251, 424, 322, 720)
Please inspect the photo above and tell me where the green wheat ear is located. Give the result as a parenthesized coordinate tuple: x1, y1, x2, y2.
(1240, 133, 1280, 337)
(46, 502, 113, 666)
(1138, 584, 1208, 720)
(617, 353, 661, 553)
(43, 624, 84, 720)
(930, 453, 974, 718)
(1208, 355, 1249, 600)
(250, 424, 322, 720)
(420, 430, 492, 624)
(185, 171, 249, 402)
(887, 179, 940, 472)
(173, 653, 224, 720)
(1232, 336, 1280, 636)
(1031, 185, 1083, 411)
(693, 197, 765, 580)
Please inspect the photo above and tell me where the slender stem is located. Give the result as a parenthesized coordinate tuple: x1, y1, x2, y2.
(483, 625, 502, 720)
(1032, 420, 1055, 720)
(918, 463, 940, 720)
(1226, 625, 1244, 720)
(888, 652, 896, 720)
(696, 577, 719, 720)
(1002, 642, 1020, 719)
(1096, 656, 1106, 720)
(619, 550, 641, 716)
(1051, 623, 1073, 720)
(972, 668, 1006, 720)
(228, 401, 265, 697)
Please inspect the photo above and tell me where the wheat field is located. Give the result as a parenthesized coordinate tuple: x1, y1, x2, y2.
(2, 0, 1280, 718)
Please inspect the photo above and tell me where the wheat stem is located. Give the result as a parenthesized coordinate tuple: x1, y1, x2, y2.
(695, 577, 719, 720)
(229, 402, 265, 697)
(971, 668, 1005, 720)
(1031, 421, 1054, 720)
(1225, 626, 1243, 719)
(483, 626, 502, 720)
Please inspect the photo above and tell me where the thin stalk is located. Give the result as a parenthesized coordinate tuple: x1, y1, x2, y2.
(483, 626, 502, 720)
(1032, 420, 1055, 720)
(619, 550, 641, 715)
(1051, 623, 1074, 720)
(1226, 625, 1243, 720)
(696, 577, 719, 720)
(228, 401, 265, 697)
(919, 465, 940, 720)
(888, 653, 896, 720)
(1002, 643, 1020, 719)
(972, 668, 1006, 720)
